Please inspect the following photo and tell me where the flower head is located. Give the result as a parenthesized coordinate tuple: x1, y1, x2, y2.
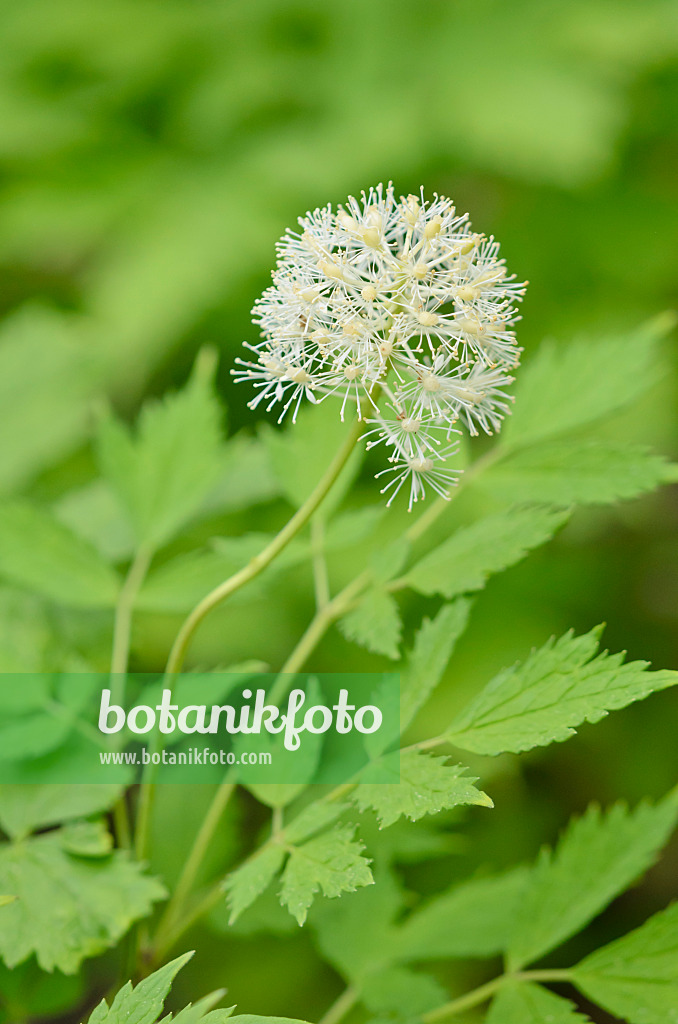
(233, 183, 526, 509)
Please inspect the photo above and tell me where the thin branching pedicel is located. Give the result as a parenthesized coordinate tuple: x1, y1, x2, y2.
(233, 183, 526, 509)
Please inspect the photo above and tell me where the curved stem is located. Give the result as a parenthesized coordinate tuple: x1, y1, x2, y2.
(110, 545, 153, 695)
(110, 545, 153, 852)
(153, 782, 235, 948)
(165, 414, 364, 676)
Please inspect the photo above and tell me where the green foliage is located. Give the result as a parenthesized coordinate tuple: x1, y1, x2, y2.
(0, 501, 120, 608)
(506, 795, 678, 970)
(279, 826, 373, 925)
(446, 626, 678, 755)
(481, 441, 678, 506)
(0, 825, 165, 972)
(486, 983, 587, 1024)
(86, 952, 232, 1024)
(0, 783, 122, 841)
(572, 902, 678, 1024)
(97, 351, 224, 549)
(501, 318, 672, 450)
(338, 588, 402, 660)
(353, 750, 492, 828)
(391, 866, 530, 960)
(224, 845, 286, 925)
(399, 599, 472, 732)
(404, 506, 570, 598)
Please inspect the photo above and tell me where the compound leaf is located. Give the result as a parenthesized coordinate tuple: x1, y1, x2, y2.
(446, 626, 678, 756)
(572, 902, 678, 1024)
(400, 599, 472, 732)
(0, 502, 120, 608)
(393, 865, 530, 961)
(279, 826, 373, 925)
(481, 441, 678, 506)
(506, 795, 678, 971)
(486, 982, 589, 1023)
(404, 506, 570, 598)
(339, 588, 402, 660)
(501, 319, 669, 449)
(97, 352, 224, 548)
(353, 749, 492, 829)
(0, 827, 166, 973)
(224, 845, 286, 925)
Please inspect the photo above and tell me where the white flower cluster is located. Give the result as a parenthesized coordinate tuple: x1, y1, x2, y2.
(233, 184, 526, 509)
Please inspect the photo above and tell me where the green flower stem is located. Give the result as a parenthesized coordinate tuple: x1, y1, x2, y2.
(110, 545, 154, 689)
(318, 986, 359, 1024)
(311, 518, 331, 610)
(421, 970, 573, 1022)
(153, 782, 235, 949)
(109, 545, 153, 851)
(134, 413, 364, 869)
(164, 412, 365, 676)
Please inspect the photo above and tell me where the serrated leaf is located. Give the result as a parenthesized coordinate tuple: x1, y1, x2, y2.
(0, 828, 166, 972)
(481, 441, 678, 506)
(339, 588, 402, 660)
(353, 750, 492, 828)
(392, 865, 530, 961)
(572, 902, 678, 1024)
(0, 784, 122, 841)
(400, 600, 472, 732)
(224, 845, 286, 924)
(361, 965, 447, 1017)
(404, 506, 570, 598)
(486, 982, 589, 1023)
(86, 952, 194, 1024)
(97, 352, 224, 548)
(168, 1001, 234, 1024)
(446, 626, 678, 756)
(506, 795, 678, 971)
(502, 319, 669, 449)
(0, 502, 120, 608)
(284, 802, 348, 845)
(279, 826, 373, 925)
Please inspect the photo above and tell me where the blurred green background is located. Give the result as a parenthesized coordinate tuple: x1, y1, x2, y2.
(0, 1, 677, 1021)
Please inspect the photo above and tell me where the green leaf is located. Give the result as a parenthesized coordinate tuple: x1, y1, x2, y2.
(97, 351, 224, 548)
(284, 802, 348, 845)
(360, 965, 447, 1017)
(201, 433, 282, 515)
(446, 626, 678, 756)
(501, 318, 670, 449)
(506, 795, 678, 971)
(0, 895, 15, 907)
(0, 502, 120, 608)
(400, 599, 472, 732)
(137, 535, 309, 613)
(353, 750, 492, 828)
(0, 827, 166, 972)
(486, 982, 589, 1023)
(224, 845, 286, 925)
(404, 506, 570, 598)
(481, 441, 678, 506)
(0, 784, 122, 841)
(87, 952, 193, 1024)
(262, 399, 362, 511)
(392, 866, 531, 961)
(572, 902, 678, 1024)
(279, 826, 373, 925)
(338, 588, 402, 660)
